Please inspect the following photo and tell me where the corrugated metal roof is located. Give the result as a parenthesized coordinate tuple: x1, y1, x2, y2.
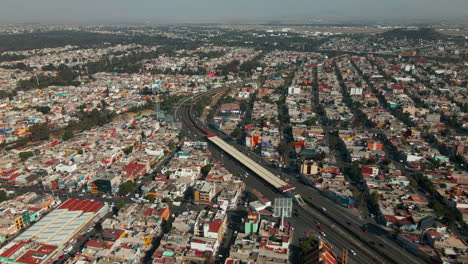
(13, 200, 104, 246)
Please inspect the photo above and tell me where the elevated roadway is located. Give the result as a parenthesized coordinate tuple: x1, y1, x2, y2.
(207, 134, 295, 192)
(179, 88, 427, 264)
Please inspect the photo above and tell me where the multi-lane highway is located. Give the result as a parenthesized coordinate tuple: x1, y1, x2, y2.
(177, 88, 427, 264)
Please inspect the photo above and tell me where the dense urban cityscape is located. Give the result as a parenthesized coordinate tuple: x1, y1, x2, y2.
(0, 22, 466, 264)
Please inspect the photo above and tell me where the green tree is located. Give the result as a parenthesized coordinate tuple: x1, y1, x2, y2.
(0, 90, 16, 100)
(118, 181, 137, 196)
(35, 105, 51, 114)
(123, 145, 134, 155)
(303, 117, 318, 126)
(430, 200, 445, 217)
(29, 122, 50, 141)
(163, 214, 174, 232)
(139, 87, 152, 95)
(299, 236, 319, 254)
(239, 100, 248, 112)
(19, 151, 34, 161)
(67, 108, 116, 131)
(280, 114, 290, 123)
(41, 64, 56, 71)
(200, 164, 213, 177)
(440, 128, 451, 137)
(77, 103, 87, 111)
(348, 162, 362, 182)
(195, 95, 212, 115)
(369, 191, 380, 209)
(178, 131, 188, 141)
(207, 108, 217, 120)
(0, 190, 7, 202)
(247, 191, 258, 202)
(278, 142, 292, 156)
(223, 96, 236, 103)
(168, 141, 176, 150)
(100, 99, 109, 108)
(115, 201, 126, 209)
(240, 56, 263, 73)
(174, 196, 184, 202)
(329, 135, 339, 150)
(147, 194, 156, 202)
(62, 130, 74, 141)
(217, 60, 240, 75)
(230, 127, 242, 138)
(269, 116, 277, 125)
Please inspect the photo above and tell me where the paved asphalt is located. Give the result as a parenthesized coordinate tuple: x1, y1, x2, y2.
(177, 90, 427, 264)
(1, 88, 426, 264)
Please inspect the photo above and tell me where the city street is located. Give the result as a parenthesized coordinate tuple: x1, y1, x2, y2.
(178, 94, 426, 264)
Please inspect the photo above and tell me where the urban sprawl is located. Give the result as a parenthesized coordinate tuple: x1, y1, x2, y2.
(0, 24, 466, 264)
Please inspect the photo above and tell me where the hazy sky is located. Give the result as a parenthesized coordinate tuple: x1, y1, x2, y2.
(1, 0, 467, 24)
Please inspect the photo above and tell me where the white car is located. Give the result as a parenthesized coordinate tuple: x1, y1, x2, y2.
(349, 249, 357, 256)
(320, 232, 326, 237)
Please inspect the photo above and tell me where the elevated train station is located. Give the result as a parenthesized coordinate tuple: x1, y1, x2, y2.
(206, 134, 295, 193)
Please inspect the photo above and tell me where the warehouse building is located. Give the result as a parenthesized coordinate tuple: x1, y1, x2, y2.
(0, 199, 107, 264)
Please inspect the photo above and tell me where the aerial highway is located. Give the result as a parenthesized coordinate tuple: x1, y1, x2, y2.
(207, 134, 296, 192)
(177, 88, 427, 264)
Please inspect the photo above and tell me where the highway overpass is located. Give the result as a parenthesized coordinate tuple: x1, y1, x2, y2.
(206, 134, 295, 193)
